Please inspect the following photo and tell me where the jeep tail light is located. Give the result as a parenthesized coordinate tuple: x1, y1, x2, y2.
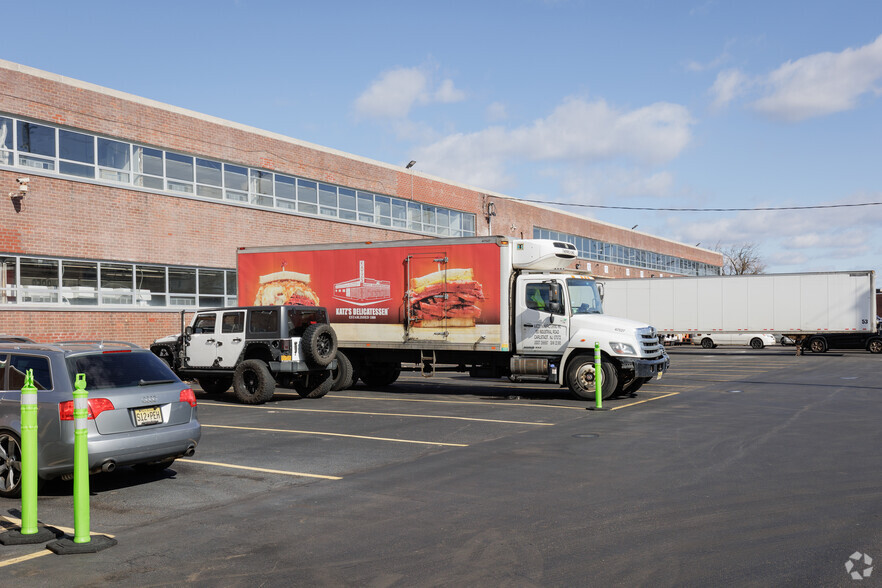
(180, 388, 197, 407)
(59, 398, 115, 420)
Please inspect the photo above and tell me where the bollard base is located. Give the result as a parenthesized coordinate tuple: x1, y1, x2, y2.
(0, 527, 60, 545)
(46, 534, 117, 554)
(586, 406, 611, 411)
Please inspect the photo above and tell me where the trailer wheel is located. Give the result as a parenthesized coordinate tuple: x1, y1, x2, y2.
(302, 324, 337, 367)
(808, 337, 828, 353)
(197, 376, 232, 395)
(867, 338, 882, 354)
(360, 362, 401, 387)
(232, 359, 276, 404)
(566, 354, 618, 401)
(330, 351, 354, 391)
(749, 337, 765, 349)
(294, 370, 333, 398)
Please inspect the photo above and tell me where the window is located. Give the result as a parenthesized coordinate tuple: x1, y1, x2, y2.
(9, 355, 52, 391)
(191, 313, 216, 334)
(199, 269, 225, 307)
(338, 188, 356, 220)
(297, 180, 317, 214)
(375, 195, 391, 226)
(136, 265, 167, 306)
(62, 260, 98, 306)
(525, 283, 562, 313)
(100, 263, 134, 304)
(168, 267, 197, 306)
(58, 130, 95, 178)
(221, 312, 245, 333)
(275, 175, 296, 210)
(195, 158, 222, 198)
(251, 170, 274, 207)
(319, 183, 337, 217)
(0, 117, 12, 165)
(134, 146, 164, 189)
(165, 152, 194, 194)
(224, 164, 248, 202)
(98, 138, 130, 182)
(357, 191, 374, 223)
(248, 309, 279, 335)
(17, 121, 55, 170)
(20, 258, 59, 303)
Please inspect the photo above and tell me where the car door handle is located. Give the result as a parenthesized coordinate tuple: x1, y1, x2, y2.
(523, 323, 534, 328)
(232, 338, 242, 343)
(216, 341, 223, 347)
(205, 339, 215, 344)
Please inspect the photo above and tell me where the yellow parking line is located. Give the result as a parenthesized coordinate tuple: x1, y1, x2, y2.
(327, 394, 587, 410)
(610, 392, 680, 410)
(179, 459, 342, 480)
(199, 401, 555, 426)
(203, 424, 468, 447)
(0, 550, 52, 567)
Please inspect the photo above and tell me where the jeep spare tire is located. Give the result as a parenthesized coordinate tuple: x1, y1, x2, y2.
(302, 323, 337, 367)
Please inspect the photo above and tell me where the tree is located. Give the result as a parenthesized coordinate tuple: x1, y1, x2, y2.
(715, 242, 767, 275)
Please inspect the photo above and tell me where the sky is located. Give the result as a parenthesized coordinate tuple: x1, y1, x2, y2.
(3, 1, 881, 276)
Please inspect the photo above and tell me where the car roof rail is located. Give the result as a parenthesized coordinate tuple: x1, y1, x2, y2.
(55, 340, 142, 350)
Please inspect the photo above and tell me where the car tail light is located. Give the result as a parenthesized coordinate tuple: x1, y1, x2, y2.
(180, 388, 197, 407)
(59, 398, 115, 420)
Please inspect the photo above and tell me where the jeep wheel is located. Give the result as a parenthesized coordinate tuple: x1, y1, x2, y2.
(302, 323, 337, 367)
(197, 376, 232, 395)
(330, 351, 354, 391)
(232, 359, 275, 404)
(294, 370, 333, 398)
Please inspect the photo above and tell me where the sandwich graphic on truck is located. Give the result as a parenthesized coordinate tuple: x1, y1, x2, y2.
(253, 270, 320, 306)
(409, 268, 484, 328)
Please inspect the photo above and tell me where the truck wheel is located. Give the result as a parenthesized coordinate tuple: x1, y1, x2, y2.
(700, 338, 715, 349)
(360, 362, 401, 387)
(867, 338, 882, 354)
(750, 338, 765, 349)
(0, 431, 22, 499)
(197, 376, 232, 395)
(330, 351, 354, 391)
(302, 324, 337, 367)
(621, 376, 651, 396)
(809, 337, 827, 353)
(294, 370, 333, 398)
(566, 354, 618, 401)
(232, 359, 276, 404)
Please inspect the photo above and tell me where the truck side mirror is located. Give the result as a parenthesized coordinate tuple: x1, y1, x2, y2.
(597, 283, 605, 301)
(185, 326, 193, 339)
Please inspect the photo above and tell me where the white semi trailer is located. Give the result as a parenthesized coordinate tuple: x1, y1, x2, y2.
(599, 271, 878, 353)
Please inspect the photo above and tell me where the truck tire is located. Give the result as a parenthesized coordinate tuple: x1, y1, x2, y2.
(566, 354, 618, 401)
(700, 337, 715, 349)
(330, 351, 354, 391)
(360, 362, 401, 387)
(302, 323, 337, 367)
(197, 376, 232, 395)
(867, 338, 882, 354)
(232, 359, 276, 404)
(294, 370, 333, 398)
(749, 337, 765, 349)
(621, 376, 651, 396)
(808, 337, 827, 353)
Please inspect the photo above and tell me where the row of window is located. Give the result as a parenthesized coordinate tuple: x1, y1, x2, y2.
(0, 256, 236, 308)
(0, 115, 477, 237)
(535, 228, 721, 276)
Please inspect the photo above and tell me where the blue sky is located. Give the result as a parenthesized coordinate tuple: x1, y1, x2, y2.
(4, 1, 881, 275)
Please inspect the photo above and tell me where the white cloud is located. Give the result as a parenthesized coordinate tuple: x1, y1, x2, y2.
(710, 69, 751, 109)
(413, 97, 693, 190)
(486, 101, 508, 122)
(709, 34, 882, 121)
(354, 66, 465, 120)
(753, 34, 882, 121)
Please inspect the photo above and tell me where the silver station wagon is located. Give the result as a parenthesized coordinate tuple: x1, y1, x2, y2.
(0, 341, 201, 498)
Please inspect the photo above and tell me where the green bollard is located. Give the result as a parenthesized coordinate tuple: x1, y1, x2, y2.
(20, 369, 39, 535)
(587, 341, 610, 411)
(46, 373, 117, 554)
(72, 373, 90, 544)
(0, 370, 57, 545)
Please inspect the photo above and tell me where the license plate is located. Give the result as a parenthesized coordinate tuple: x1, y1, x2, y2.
(134, 406, 162, 427)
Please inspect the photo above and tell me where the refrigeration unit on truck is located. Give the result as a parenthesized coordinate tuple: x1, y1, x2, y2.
(599, 271, 880, 353)
(236, 236, 669, 400)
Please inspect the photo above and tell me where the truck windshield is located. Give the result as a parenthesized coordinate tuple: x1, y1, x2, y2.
(567, 278, 603, 315)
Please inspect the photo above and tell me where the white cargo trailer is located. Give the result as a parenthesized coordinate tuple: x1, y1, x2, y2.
(599, 271, 878, 352)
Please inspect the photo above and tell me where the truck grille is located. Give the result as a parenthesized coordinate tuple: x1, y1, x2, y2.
(637, 327, 664, 358)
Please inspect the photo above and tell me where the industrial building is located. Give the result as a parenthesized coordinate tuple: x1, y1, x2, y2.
(0, 59, 722, 346)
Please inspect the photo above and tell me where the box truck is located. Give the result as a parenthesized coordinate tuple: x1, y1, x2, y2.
(237, 237, 669, 400)
(599, 271, 880, 353)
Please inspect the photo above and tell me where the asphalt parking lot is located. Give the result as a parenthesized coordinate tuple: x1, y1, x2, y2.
(2, 347, 881, 586)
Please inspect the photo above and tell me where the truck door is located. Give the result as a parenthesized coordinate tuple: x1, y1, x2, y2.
(214, 310, 246, 368)
(516, 278, 569, 354)
(405, 252, 451, 341)
(187, 312, 220, 367)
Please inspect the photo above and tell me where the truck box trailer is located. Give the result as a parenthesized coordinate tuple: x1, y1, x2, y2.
(237, 236, 669, 400)
(599, 271, 879, 352)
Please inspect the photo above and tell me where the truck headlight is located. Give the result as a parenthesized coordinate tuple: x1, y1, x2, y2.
(610, 342, 636, 355)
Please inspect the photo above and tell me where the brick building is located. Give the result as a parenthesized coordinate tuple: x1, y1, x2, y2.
(0, 59, 722, 347)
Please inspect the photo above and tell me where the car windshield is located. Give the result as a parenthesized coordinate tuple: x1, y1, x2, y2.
(567, 278, 603, 315)
(67, 352, 178, 390)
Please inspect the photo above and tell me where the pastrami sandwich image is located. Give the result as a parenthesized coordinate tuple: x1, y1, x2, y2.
(409, 268, 484, 327)
(253, 270, 320, 306)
